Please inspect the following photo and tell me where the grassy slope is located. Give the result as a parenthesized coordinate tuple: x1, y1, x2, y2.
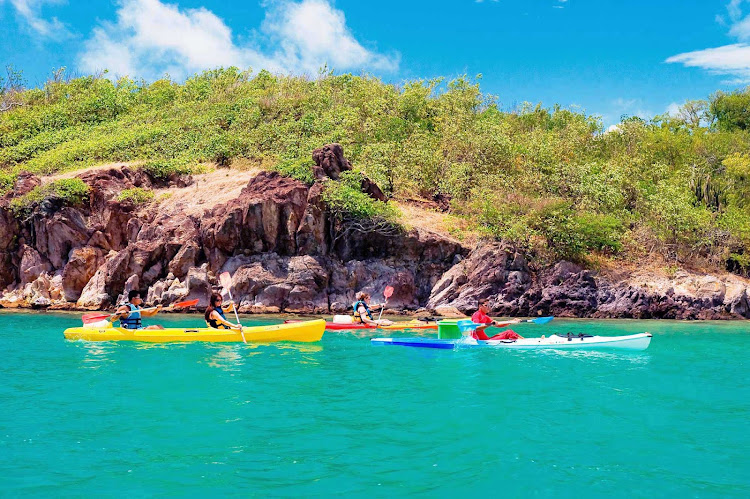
(2, 68, 750, 274)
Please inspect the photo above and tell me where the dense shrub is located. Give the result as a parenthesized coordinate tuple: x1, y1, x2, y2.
(10, 178, 89, 216)
(140, 158, 193, 180)
(273, 157, 315, 185)
(117, 187, 154, 204)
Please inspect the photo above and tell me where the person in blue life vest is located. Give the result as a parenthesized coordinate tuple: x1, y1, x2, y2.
(204, 292, 243, 330)
(353, 292, 393, 326)
(114, 290, 165, 330)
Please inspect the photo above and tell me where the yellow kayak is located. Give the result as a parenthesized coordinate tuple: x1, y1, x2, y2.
(63, 319, 325, 343)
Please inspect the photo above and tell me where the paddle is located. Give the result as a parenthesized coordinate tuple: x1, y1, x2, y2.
(219, 271, 246, 344)
(81, 299, 200, 324)
(377, 285, 394, 322)
(520, 316, 554, 325)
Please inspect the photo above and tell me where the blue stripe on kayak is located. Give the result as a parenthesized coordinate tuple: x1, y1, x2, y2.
(371, 338, 455, 350)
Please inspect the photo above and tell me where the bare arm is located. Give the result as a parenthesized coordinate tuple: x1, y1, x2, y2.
(140, 305, 162, 317)
(210, 310, 241, 330)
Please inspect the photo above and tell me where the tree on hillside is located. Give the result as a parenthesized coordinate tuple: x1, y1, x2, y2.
(709, 89, 750, 131)
(0, 65, 26, 112)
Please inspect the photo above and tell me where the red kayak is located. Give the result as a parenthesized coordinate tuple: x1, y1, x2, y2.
(284, 320, 436, 331)
(324, 322, 377, 330)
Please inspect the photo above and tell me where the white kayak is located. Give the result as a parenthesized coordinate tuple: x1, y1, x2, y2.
(371, 333, 652, 351)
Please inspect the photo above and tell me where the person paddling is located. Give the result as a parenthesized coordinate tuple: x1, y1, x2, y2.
(353, 292, 393, 326)
(205, 292, 243, 330)
(471, 298, 523, 340)
(115, 290, 165, 330)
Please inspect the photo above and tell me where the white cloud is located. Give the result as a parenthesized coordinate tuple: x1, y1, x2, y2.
(78, 0, 399, 80)
(667, 1, 750, 82)
(666, 102, 681, 116)
(2, 0, 70, 38)
(666, 43, 750, 82)
(604, 124, 621, 134)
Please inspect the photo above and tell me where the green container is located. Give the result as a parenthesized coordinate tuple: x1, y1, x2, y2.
(437, 319, 463, 339)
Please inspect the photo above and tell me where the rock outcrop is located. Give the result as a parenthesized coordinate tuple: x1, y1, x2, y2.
(2, 144, 750, 320)
(428, 241, 750, 320)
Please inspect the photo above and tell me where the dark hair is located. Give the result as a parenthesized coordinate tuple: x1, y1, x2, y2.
(477, 298, 490, 311)
(128, 290, 141, 301)
(205, 292, 223, 322)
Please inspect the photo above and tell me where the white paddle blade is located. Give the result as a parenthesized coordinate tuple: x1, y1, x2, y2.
(219, 271, 232, 290)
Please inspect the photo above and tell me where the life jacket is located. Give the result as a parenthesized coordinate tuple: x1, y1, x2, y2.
(206, 307, 230, 329)
(352, 300, 373, 322)
(119, 303, 142, 330)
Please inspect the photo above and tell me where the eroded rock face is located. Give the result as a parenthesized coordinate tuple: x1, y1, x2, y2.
(427, 241, 750, 320)
(62, 246, 104, 301)
(220, 254, 329, 314)
(19, 245, 52, 286)
(201, 171, 309, 266)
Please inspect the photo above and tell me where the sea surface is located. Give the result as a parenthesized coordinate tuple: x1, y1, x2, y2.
(0, 312, 748, 497)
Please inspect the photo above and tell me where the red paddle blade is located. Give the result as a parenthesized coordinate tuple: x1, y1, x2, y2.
(172, 299, 199, 309)
(383, 286, 394, 299)
(82, 313, 111, 324)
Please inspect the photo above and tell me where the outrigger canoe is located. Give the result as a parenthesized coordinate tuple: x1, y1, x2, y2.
(64, 319, 325, 343)
(371, 332, 653, 351)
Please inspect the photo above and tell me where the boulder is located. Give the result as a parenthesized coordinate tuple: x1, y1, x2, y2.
(168, 243, 199, 278)
(220, 254, 329, 313)
(62, 246, 104, 301)
(19, 245, 52, 286)
(33, 207, 90, 269)
(312, 143, 352, 180)
(9, 172, 41, 198)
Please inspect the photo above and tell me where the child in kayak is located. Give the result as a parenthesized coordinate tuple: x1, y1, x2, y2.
(471, 299, 523, 340)
(205, 292, 243, 330)
(115, 290, 164, 330)
(353, 292, 393, 326)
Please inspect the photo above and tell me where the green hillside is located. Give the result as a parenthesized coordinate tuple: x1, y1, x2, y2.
(2, 67, 750, 272)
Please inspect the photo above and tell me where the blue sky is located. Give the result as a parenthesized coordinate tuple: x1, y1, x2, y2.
(2, 0, 749, 126)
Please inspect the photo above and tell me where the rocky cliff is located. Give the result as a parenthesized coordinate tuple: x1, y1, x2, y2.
(2, 144, 750, 320)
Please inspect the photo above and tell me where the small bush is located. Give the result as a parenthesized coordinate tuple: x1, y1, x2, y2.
(141, 158, 193, 180)
(273, 157, 315, 185)
(10, 178, 90, 217)
(0, 172, 15, 195)
(117, 187, 154, 204)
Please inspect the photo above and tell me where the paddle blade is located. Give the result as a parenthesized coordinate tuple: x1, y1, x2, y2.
(530, 316, 554, 325)
(172, 299, 199, 309)
(82, 313, 111, 324)
(219, 271, 232, 290)
(383, 285, 394, 299)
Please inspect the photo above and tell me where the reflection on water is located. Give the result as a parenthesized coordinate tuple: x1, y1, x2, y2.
(204, 345, 246, 371)
(78, 341, 116, 369)
(535, 349, 652, 365)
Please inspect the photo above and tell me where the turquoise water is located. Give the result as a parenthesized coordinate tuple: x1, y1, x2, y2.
(0, 312, 748, 497)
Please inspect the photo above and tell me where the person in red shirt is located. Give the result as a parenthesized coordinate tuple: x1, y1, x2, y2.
(470, 299, 523, 340)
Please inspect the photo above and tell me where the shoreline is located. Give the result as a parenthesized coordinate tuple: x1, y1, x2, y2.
(3, 308, 749, 323)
